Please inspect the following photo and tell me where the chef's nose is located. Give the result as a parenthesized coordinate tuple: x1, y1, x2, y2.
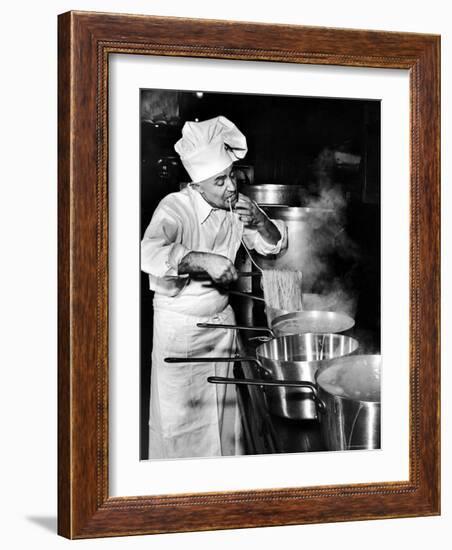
(225, 174, 237, 193)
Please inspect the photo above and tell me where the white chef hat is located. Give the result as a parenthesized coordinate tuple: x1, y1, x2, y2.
(174, 115, 247, 183)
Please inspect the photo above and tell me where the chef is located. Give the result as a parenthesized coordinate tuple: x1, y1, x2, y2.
(141, 115, 287, 459)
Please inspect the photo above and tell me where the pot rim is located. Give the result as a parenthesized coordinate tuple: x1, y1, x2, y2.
(316, 354, 381, 404)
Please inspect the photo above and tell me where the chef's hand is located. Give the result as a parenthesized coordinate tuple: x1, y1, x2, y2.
(178, 251, 238, 285)
(234, 193, 267, 228)
(234, 193, 281, 245)
(204, 253, 238, 285)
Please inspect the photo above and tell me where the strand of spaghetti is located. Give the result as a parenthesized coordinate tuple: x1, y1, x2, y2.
(261, 269, 303, 311)
(228, 199, 303, 312)
(228, 198, 263, 273)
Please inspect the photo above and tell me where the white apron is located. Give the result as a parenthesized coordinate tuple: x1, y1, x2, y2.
(148, 305, 244, 459)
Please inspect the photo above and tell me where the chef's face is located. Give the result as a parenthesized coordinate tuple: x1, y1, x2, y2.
(194, 164, 238, 210)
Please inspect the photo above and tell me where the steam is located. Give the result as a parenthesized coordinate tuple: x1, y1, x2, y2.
(302, 281, 357, 318)
(299, 147, 362, 318)
(318, 358, 381, 402)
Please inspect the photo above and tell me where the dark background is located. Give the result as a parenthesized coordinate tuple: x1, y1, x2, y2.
(140, 89, 381, 459)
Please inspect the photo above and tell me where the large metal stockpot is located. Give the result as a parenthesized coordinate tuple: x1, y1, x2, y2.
(251, 333, 359, 420)
(198, 307, 355, 339)
(207, 353, 381, 451)
(315, 355, 381, 450)
(241, 184, 306, 207)
(166, 333, 358, 421)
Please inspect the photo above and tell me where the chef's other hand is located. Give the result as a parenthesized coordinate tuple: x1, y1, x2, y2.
(234, 193, 267, 228)
(204, 253, 238, 285)
(178, 251, 238, 285)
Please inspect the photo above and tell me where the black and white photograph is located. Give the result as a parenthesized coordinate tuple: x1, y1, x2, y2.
(139, 89, 381, 461)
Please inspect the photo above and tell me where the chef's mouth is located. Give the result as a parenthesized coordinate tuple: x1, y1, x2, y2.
(226, 194, 238, 205)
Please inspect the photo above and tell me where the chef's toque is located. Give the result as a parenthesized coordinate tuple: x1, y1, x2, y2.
(174, 116, 247, 183)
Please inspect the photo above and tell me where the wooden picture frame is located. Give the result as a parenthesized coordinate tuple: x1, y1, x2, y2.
(58, 11, 440, 538)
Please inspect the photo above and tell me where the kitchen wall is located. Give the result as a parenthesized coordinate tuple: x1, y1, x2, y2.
(140, 90, 380, 207)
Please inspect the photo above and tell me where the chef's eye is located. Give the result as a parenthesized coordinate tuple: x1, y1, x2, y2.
(215, 178, 226, 186)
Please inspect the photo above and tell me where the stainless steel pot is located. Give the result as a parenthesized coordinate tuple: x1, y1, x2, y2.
(241, 184, 306, 207)
(198, 307, 355, 339)
(165, 333, 358, 421)
(314, 355, 381, 450)
(264, 309, 355, 335)
(206, 354, 381, 451)
(226, 290, 356, 331)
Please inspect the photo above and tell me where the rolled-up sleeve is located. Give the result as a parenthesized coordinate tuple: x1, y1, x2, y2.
(141, 204, 191, 277)
(242, 219, 288, 256)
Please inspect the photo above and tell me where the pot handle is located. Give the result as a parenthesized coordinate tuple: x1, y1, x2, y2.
(290, 382, 326, 412)
(236, 271, 262, 278)
(208, 377, 319, 394)
(197, 322, 274, 338)
(227, 290, 265, 302)
(208, 376, 326, 412)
